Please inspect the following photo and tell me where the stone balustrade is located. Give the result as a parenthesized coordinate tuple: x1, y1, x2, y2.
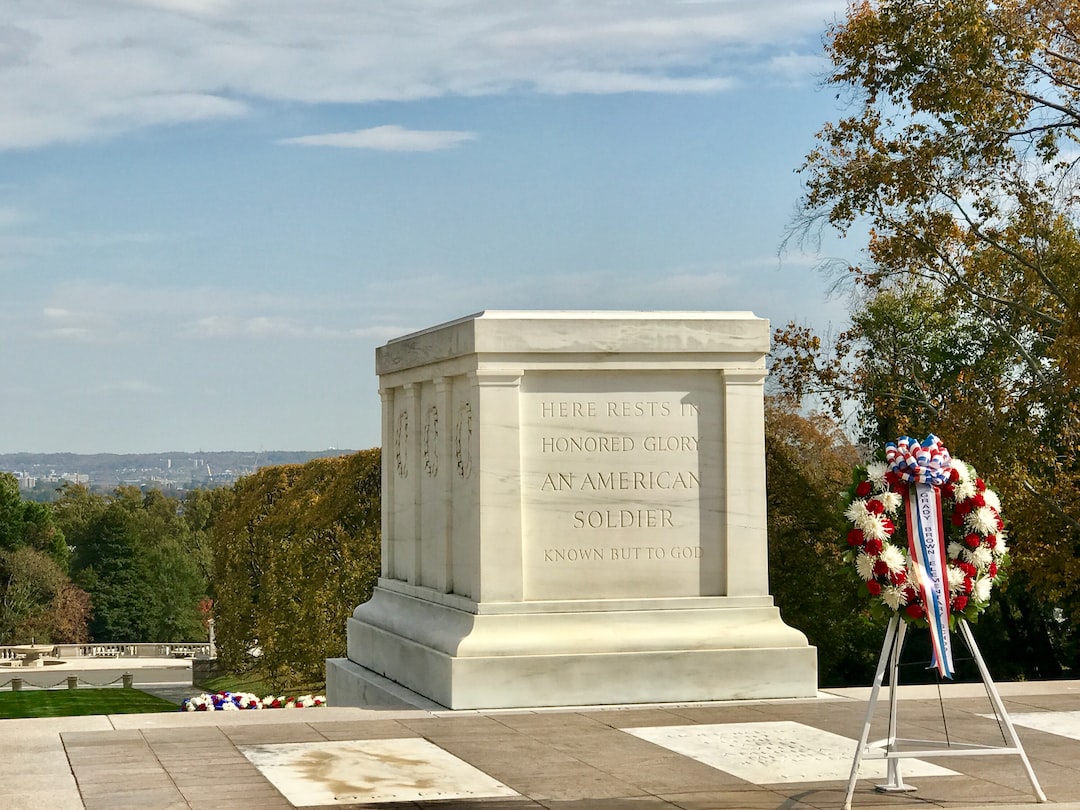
(0, 642, 211, 660)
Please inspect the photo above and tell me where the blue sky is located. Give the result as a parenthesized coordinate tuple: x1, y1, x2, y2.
(1, 0, 857, 454)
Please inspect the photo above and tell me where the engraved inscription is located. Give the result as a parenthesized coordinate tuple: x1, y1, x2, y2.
(628, 722, 957, 785)
(521, 373, 720, 600)
(532, 396, 701, 531)
(543, 545, 703, 561)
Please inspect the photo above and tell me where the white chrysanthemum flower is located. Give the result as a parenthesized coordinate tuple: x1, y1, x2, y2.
(973, 576, 992, 602)
(953, 479, 977, 501)
(879, 491, 903, 514)
(882, 586, 907, 610)
(947, 565, 965, 591)
(966, 506, 999, 535)
(996, 532, 1009, 556)
(952, 460, 971, 482)
(845, 499, 869, 524)
(948, 541, 964, 559)
(866, 461, 889, 490)
(880, 544, 905, 573)
(860, 512, 891, 541)
(982, 489, 1001, 512)
(855, 552, 877, 581)
(971, 544, 993, 569)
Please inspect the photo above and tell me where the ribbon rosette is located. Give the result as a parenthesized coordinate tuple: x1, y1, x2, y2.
(885, 434, 952, 485)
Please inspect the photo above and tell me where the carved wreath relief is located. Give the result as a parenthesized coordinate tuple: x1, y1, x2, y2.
(423, 404, 439, 477)
(394, 408, 409, 478)
(455, 401, 473, 479)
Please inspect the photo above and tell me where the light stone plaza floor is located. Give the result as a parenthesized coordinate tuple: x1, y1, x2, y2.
(4, 680, 1080, 809)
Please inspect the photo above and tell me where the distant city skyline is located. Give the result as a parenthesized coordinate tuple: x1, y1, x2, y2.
(1, 1, 856, 454)
(0, 449, 353, 496)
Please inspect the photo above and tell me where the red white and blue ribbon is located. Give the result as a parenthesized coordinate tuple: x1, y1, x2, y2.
(885, 434, 952, 485)
(887, 435, 955, 678)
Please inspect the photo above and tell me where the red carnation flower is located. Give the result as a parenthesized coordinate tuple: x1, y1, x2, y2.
(965, 533, 981, 549)
(874, 560, 889, 577)
(867, 580, 882, 595)
(996, 515, 1004, 530)
(856, 481, 872, 497)
(866, 499, 885, 515)
(942, 483, 955, 499)
(976, 478, 986, 492)
(905, 604, 925, 619)
(890, 570, 907, 586)
(954, 595, 968, 611)
(964, 576, 974, 593)
(951, 512, 965, 526)
(970, 493, 986, 508)
(847, 529, 864, 547)
(954, 500, 973, 516)
(904, 587, 918, 604)
(885, 471, 902, 486)
(989, 562, 998, 578)
(864, 538, 884, 555)
(881, 518, 895, 534)
(987, 534, 997, 549)
(949, 468, 960, 483)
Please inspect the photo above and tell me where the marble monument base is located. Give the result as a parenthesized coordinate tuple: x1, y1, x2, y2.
(328, 584, 817, 710)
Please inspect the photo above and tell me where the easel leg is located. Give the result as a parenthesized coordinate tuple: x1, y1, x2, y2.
(843, 615, 899, 810)
(958, 620, 1047, 803)
(876, 619, 916, 792)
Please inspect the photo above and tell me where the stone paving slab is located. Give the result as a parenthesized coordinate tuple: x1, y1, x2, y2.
(0, 681, 1076, 809)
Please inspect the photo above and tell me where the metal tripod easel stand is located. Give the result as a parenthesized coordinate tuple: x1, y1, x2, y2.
(841, 614, 1046, 810)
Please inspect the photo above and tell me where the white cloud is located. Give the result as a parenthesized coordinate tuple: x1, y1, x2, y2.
(186, 315, 408, 340)
(534, 71, 734, 95)
(280, 125, 476, 152)
(190, 315, 335, 338)
(0, 206, 27, 227)
(22, 280, 412, 344)
(42, 326, 98, 342)
(37, 302, 127, 343)
(93, 379, 167, 394)
(645, 270, 736, 295)
(0, 0, 847, 150)
(767, 52, 831, 84)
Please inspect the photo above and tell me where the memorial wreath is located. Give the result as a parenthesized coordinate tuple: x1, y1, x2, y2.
(841, 436, 1009, 646)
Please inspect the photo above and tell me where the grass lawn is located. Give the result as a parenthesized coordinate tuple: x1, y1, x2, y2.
(0, 688, 178, 719)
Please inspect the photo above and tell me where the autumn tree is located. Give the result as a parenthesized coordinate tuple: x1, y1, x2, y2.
(0, 548, 90, 644)
(212, 450, 380, 689)
(778, 0, 1080, 673)
(765, 401, 884, 685)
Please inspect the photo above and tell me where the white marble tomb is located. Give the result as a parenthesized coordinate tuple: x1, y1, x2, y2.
(327, 311, 817, 709)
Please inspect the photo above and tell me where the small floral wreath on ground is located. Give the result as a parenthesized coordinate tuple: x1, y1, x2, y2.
(842, 455, 1009, 627)
(181, 691, 326, 711)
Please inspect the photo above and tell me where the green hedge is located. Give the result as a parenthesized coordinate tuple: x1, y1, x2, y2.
(211, 449, 380, 688)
